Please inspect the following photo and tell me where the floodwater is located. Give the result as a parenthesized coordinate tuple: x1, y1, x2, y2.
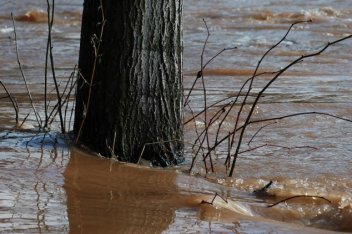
(1, 0, 352, 233)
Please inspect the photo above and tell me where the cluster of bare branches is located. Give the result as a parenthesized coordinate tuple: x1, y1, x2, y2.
(1, 0, 77, 133)
(185, 19, 352, 177)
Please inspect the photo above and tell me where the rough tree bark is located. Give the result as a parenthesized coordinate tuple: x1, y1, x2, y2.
(74, 0, 184, 166)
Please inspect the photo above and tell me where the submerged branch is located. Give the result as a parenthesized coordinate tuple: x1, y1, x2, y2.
(268, 195, 331, 208)
(201, 192, 228, 205)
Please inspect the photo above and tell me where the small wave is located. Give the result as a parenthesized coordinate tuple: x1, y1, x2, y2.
(248, 7, 346, 24)
(301, 7, 342, 20)
(233, 176, 352, 231)
(236, 177, 352, 208)
(15, 10, 48, 23)
(0, 26, 12, 33)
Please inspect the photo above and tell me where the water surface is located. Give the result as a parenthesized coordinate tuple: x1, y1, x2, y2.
(1, 0, 352, 233)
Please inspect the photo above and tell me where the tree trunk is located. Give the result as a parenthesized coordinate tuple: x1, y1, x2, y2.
(74, 0, 184, 166)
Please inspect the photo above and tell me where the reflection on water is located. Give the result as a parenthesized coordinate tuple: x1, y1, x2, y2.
(0, 131, 69, 233)
(1, 0, 352, 233)
(65, 148, 247, 233)
(2, 133, 350, 233)
(2, 133, 347, 233)
(65, 148, 176, 233)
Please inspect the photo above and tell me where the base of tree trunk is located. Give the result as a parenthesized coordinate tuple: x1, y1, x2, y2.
(74, 0, 184, 166)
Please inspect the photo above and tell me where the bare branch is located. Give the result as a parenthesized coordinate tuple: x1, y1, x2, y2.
(268, 195, 331, 208)
(11, 13, 42, 127)
(0, 81, 19, 125)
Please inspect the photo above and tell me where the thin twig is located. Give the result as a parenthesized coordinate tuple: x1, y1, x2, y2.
(192, 105, 226, 150)
(0, 81, 19, 125)
(184, 96, 233, 125)
(186, 102, 208, 173)
(216, 71, 280, 162)
(247, 111, 352, 126)
(199, 19, 213, 172)
(238, 143, 318, 155)
(47, 66, 77, 126)
(137, 139, 182, 164)
(19, 112, 31, 128)
(248, 122, 277, 146)
(64, 66, 77, 130)
(228, 20, 312, 176)
(211, 111, 352, 165)
(184, 49, 236, 107)
(44, 0, 51, 128)
(106, 130, 118, 159)
(46, 0, 65, 133)
(11, 12, 42, 127)
(268, 195, 331, 208)
(201, 192, 228, 205)
(219, 20, 306, 167)
(68, 83, 76, 132)
(76, 0, 106, 143)
(228, 32, 352, 177)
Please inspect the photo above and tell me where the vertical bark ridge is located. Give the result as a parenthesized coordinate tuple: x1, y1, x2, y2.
(75, 0, 183, 166)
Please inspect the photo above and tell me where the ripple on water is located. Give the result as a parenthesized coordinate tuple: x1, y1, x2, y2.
(1, 0, 352, 233)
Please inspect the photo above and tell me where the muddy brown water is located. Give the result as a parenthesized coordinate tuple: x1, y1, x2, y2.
(1, 0, 352, 233)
